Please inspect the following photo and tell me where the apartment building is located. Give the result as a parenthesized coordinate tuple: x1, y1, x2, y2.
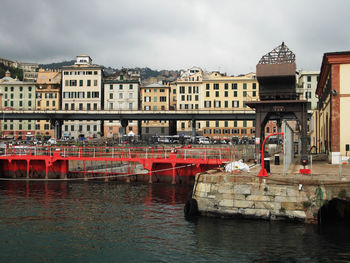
(61, 55, 103, 139)
(297, 71, 319, 110)
(0, 70, 36, 139)
(314, 52, 350, 163)
(141, 82, 170, 138)
(172, 68, 258, 140)
(103, 70, 140, 138)
(35, 69, 61, 140)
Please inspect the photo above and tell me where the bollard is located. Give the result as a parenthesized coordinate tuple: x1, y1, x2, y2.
(274, 154, 280, 165)
(264, 158, 270, 173)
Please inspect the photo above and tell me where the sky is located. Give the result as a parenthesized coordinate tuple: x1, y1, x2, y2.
(1, 0, 349, 75)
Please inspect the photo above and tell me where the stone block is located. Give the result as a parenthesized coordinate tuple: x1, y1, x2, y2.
(286, 187, 299, 197)
(259, 201, 281, 211)
(246, 195, 270, 202)
(218, 185, 234, 194)
(233, 185, 251, 195)
(234, 194, 247, 200)
(275, 196, 297, 203)
(281, 201, 304, 211)
(197, 183, 211, 193)
(255, 209, 271, 218)
(285, 210, 306, 220)
(219, 199, 234, 207)
(233, 200, 254, 208)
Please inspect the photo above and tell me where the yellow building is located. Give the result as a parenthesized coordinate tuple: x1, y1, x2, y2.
(35, 69, 61, 140)
(315, 51, 350, 163)
(173, 67, 258, 140)
(140, 82, 170, 138)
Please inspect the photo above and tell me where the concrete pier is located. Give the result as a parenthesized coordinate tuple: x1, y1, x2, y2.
(193, 161, 350, 223)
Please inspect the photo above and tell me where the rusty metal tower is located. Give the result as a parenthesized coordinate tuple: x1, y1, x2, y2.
(246, 42, 308, 164)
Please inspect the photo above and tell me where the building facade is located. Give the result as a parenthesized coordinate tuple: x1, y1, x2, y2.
(61, 55, 103, 139)
(171, 68, 259, 140)
(140, 82, 170, 138)
(315, 52, 350, 163)
(35, 69, 61, 140)
(0, 70, 36, 139)
(103, 70, 140, 138)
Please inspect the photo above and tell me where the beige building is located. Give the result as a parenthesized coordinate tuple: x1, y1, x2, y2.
(35, 69, 61, 140)
(103, 70, 140, 138)
(0, 71, 36, 139)
(172, 67, 258, 140)
(315, 51, 350, 163)
(61, 55, 103, 139)
(140, 82, 170, 138)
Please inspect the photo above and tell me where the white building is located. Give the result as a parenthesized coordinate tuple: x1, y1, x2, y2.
(61, 55, 103, 139)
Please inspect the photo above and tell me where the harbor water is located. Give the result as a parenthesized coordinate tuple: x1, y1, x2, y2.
(0, 181, 350, 262)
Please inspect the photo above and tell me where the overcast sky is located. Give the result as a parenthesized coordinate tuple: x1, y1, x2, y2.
(1, 0, 349, 75)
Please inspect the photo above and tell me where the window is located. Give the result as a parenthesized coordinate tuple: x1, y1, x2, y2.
(93, 103, 97, 110)
(129, 103, 133, 110)
(234, 91, 238, 97)
(71, 104, 74, 110)
(206, 91, 210, 97)
(243, 91, 247, 97)
(144, 96, 150, 102)
(153, 106, 157, 110)
(180, 86, 185, 93)
(232, 83, 237, 89)
(129, 93, 133, 99)
(253, 91, 256, 97)
(215, 91, 219, 97)
(160, 96, 166, 102)
(37, 101, 40, 107)
(224, 101, 228, 108)
(119, 84, 123, 90)
(215, 121, 219, 127)
(109, 103, 113, 109)
(109, 93, 113, 99)
(206, 84, 210, 90)
(46, 101, 49, 107)
(224, 91, 228, 97)
(87, 80, 91, 86)
(214, 101, 221, 108)
(79, 80, 83, 86)
(44, 124, 50, 130)
(119, 93, 123, 99)
(214, 84, 219, 90)
(181, 95, 185, 101)
(307, 84, 311, 89)
(94, 80, 98, 86)
(71, 125, 74, 131)
(188, 86, 192, 93)
(307, 76, 312, 82)
(173, 89, 176, 94)
(204, 101, 211, 108)
(225, 83, 228, 89)
(65, 104, 68, 110)
(154, 96, 157, 102)
(206, 121, 210, 127)
(243, 121, 247, 127)
(52, 101, 56, 107)
(110, 84, 113, 90)
(79, 103, 83, 110)
(69, 80, 77, 86)
(87, 125, 90, 131)
(243, 83, 247, 89)
(129, 84, 133, 89)
(232, 101, 239, 108)
(87, 104, 91, 110)
(253, 83, 257, 89)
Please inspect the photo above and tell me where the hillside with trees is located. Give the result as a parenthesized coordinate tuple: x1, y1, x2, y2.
(0, 63, 23, 80)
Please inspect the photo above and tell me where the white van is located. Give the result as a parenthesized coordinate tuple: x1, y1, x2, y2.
(198, 137, 210, 144)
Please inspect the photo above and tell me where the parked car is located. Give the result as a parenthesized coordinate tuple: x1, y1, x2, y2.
(198, 137, 210, 144)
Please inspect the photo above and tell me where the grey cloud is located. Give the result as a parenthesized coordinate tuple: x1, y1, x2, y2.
(1, 0, 350, 74)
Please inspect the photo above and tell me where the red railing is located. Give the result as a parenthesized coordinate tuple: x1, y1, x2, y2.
(2, 145, 232, 161)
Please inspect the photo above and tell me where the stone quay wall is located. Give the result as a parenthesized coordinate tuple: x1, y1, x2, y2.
(193, 169, 350, 223)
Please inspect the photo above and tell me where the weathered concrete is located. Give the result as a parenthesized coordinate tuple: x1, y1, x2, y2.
(193, 168, 350, 223)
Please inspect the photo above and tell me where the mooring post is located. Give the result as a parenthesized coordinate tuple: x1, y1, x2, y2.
(172, 163, 176, 185)
(26, 160, 30, 179)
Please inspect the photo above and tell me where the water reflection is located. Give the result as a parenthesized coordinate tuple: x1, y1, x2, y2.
(0, 181, 349, 262)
